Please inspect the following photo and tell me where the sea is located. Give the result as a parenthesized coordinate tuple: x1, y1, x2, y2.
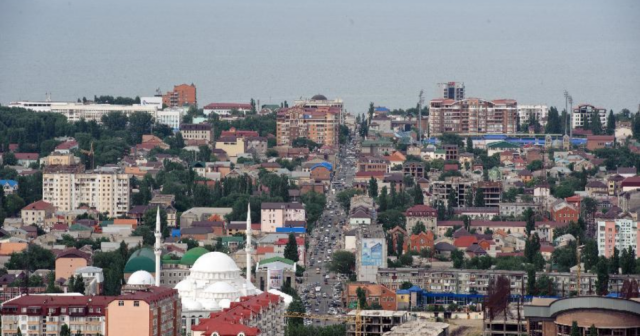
(0, 0, 639, 113)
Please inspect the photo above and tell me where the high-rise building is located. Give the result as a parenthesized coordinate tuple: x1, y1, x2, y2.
(0, 287, 181, 336)
(597, 218, 640, 258)
(438, 82, 465, 100)
(572, 103, 607, 129)
(276, 95, 342, 147)
(517, 104, 549, 126)
(429, 98, 517, 135)
(162, 84, 197, 108)
(42, 165, 130, 217)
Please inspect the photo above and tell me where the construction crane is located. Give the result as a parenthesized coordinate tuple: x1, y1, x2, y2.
(81, 141, 95, 170)
(284, 302, 365, 335)
(576, 237, 581, 296)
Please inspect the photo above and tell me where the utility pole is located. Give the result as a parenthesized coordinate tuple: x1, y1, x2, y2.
(564, 91, 569, 135)
(418, 90, 424, 145)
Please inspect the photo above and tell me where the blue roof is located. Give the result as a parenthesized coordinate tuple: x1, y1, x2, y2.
(0, 180, 18, 188)
(171, 229, 181, 237)
(310, 162, 333, 171)
(396, 289, 410, 294)
(484, 134, 508, 140)
(375, 107, 390, 112)
(408, 285, 423, 292)
(276, 227, 306, 234)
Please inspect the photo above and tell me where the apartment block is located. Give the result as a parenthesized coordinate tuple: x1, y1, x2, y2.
(156, 108, 185, 131)
(180, 123, 213, 143)
(429, 98, 517, 135)
(0, 287, 181, 336)
(517, 104, 548, 126)
(42, 166, 130, 217)
(358, 156, 390, 173)
(404, 205, 437, 234)
(572, 104, 606, 129)
(260, 202, 306, 233)
(430, 177, 472, 207)
(162, 84, 197, 108)
(438, 82, 465, 100)
(474, 181, 502, 207)
(49, 103, 157, 123)
(597, 219, 640, 258)
(376, 268, 640, 297)
(276, 95, 342, 147)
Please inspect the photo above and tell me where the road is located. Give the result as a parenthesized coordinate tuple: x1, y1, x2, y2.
(298, 137, 358, 326)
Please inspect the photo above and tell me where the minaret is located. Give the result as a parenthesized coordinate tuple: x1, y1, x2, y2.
(245, 203, 253, 287)
(154, 206, 162, 287)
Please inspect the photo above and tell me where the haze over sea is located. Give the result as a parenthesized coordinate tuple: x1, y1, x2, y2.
(1, 0, 639, 113)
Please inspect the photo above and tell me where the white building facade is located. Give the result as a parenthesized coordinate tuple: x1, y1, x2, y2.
(517, 104, 548, 126)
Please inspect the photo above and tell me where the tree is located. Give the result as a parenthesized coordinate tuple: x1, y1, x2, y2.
(412, 185, 424, 205)
(399, 253, 413, 266)
(16, 327, 22, 336)
(451, 249, 464, 268)
(446, 188, 457, 219)
(6, 244, 55, 270)
(329, 251, 355, 275)
(462, 215, 471, 231)
(570, 321, 580, 336)
(595, 256, 610, 296)
(527, 160, 543, 171)
(466, 137, 473, 152)
(287, 298, 305, 327)
(5, 194, 25, 216)
(378, 187, 388, 212)
(2, 152, 16, 165)
(536, 274, 556, 296)
(589, 324, 598, 336)
(609, 247, 620, 274)
(356, 287, 368, 309)
(283, 234, 299, 262)
(412, 222, 426, 235)
(75, 329, 83, 336)
(606, 110, 615, 135)
(621, 246, 636, 275)
(526, 268, 536, 295)
(60, 324, 71, 336)
(524, 233, 541, 264)
(524, 207, 535, 236)
(101, 111, 128, 132)
(368, 177, 378, 198)
(473, 188, 485, 207)
(128, 111, 154, 144)
(73, 275, 85, 294)
(545, 107, 562, 134)
(396, 234, 404, 257)
(582, 239, 599, 272)
(400, 281, 413, 290)
(591, 109, 603, 135)
(45, 272, 61, 293)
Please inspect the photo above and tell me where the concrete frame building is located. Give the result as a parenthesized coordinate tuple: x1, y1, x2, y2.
(42, 166, 130, 218)
(430, 177, 472, 208)
(438, 82, 465, 101)
(597, 218, 640, 258)
(572, 104, 606, 129)
(276, 95, 342, 147)
(429, 98, 517, 135)
(517, 105, 549, 127)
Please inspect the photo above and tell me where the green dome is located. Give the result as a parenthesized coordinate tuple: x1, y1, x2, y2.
(124, 256, 156, 274)
(127, 247, 155, 263)
(125, 247, 156, 274)
(180, 247, 209, 266)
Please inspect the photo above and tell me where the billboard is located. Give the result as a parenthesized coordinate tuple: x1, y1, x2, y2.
(140, 96, 162, 110)
(361, 238, 384, 266)
(267, 268, 284, 290)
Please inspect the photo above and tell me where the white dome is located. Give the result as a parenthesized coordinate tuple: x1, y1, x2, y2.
(175, 279, 193, 291)
(219, 299, 231, 309)
(205, 282, 237, 294)
(201, 300, 220, 310)
(191, 252, 240, 273)
(127, 271, 155, 285)
(182, 298, 203, 311)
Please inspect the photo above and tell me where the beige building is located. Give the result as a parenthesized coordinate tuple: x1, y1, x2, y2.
(429, 98, 517, 135)
(260, 202, 306, 232)
(276, 95, 342, 147)
(180, 123, 213, 143)
(42, 152, 79, 166)
(214, 136, 245, 159)
(0, 286, 181, 336)
(20, 200, 56, 226)
(42, 166, 130, 217)
(49, 103, 157, 123)
(55, 248, 91, 281)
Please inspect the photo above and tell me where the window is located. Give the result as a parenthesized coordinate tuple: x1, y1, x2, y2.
(118, 301, 124, 306)
(134, 301, 140, 307)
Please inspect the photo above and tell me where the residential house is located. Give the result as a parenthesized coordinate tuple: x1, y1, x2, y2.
(404, 205, 437, 234)
(260, 203, 306, 233)
(20, 200, 55, 226)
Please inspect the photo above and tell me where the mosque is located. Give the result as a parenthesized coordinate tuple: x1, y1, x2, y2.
(125, 205, 290, 333)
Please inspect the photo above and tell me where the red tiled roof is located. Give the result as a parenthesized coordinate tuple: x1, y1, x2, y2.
(454, 236, 478, 248)
(22, 200, 54, 211)
(14, 153, 39, 160)
(355, 171, 385, 178)
(55, 140, 78, 150)
(204, 103, 252, 110)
